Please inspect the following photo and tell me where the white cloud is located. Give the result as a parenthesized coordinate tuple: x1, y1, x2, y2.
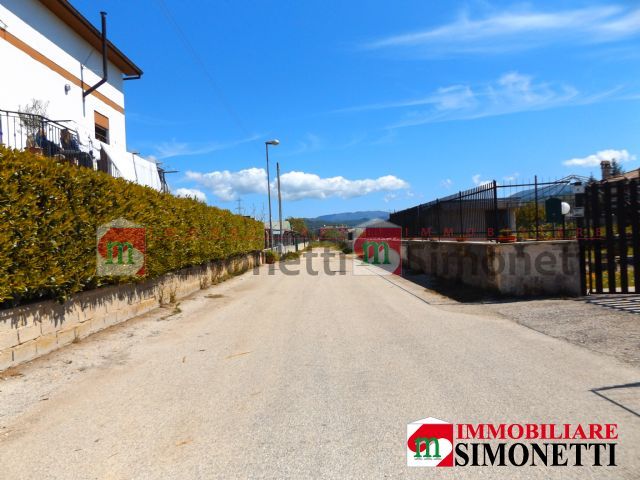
(364, 5, 640, 56)
(284, 133, 322, 156)
(472, 174, 492, 186)
(335, 84, 476, 114)
(186, 168, 409, 201)
(174, 188, 207, 202)
(339, 71, 614, 128)
(503, 173, 519, 182)
(186, 168, 267, 201)
(563, 149, 636, 167)
(441, 179, 453, 188)
(154, 134, 261, 159)
(279, 171, 409, 200)
(384, 193, 398, 203)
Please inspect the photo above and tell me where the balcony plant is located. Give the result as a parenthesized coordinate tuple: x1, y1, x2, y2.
(497, 228, 517, 243)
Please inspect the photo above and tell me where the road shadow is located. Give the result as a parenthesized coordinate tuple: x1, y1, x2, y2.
(400, 269, 571, 304)
(401, 269, 509, 303)
(591, 382, 640, 418)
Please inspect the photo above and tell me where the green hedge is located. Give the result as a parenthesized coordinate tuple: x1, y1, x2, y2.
(0, 147, 263, 305)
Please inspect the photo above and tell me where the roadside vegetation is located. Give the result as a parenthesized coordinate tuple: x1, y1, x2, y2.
(0, 147, 263, 306)
(307, 240, 352, 254)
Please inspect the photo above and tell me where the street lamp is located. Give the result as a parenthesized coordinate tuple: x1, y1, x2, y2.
(265, 139, 279, 250)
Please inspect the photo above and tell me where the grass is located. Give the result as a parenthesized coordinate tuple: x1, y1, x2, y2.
(281, 251, 301, 261)
(308, 241, 343, 250)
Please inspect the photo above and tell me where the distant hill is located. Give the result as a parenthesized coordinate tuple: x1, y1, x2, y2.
(303, 210, 390, 231)
(314, 211, 390, 223)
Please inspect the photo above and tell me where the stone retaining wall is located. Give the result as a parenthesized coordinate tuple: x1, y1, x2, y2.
(403, 240, 581, 297)
(0, 252, 261, 372)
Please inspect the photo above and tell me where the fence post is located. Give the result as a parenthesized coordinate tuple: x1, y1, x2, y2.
(436, 199, 441, 240)
(630, 180, 640, 290)
(534, 175, 540, 240)
(492, 180, 498, 241)
(458, 191, 463, 238)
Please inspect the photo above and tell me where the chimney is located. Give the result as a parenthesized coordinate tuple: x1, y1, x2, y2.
(601, 160, 612, 180)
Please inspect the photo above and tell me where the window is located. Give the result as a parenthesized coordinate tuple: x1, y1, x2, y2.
(94, 111, 110, 144)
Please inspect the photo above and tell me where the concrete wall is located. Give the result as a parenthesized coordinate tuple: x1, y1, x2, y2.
(404, 240, 581, 297)
(279, 242, 308, 254)
(0, 252, 261, 372)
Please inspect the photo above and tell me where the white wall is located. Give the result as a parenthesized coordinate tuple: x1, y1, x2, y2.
(0, 0, 127, 154)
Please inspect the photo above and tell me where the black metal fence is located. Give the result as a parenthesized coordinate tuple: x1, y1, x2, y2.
(0, 109, 94, 168)
(580, 179, 640, 294)
(390, 176, 585, 241)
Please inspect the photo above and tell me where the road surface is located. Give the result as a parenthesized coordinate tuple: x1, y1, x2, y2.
(0, 250, 638, 479)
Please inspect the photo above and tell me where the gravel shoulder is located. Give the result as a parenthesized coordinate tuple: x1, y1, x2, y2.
(402, 271, 640, 369)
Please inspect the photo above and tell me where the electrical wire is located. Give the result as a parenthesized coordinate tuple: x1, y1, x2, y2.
(153, 0, 251, 137)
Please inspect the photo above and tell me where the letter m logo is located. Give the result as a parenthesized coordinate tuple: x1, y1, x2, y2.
(413, 437, 441, 459)
(106, 241, 134, 265)
(362, 241, 390, 264)
(407, 417, 454, 467)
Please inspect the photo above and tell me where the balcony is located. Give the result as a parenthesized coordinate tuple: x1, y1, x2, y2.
(0, 109, 100, 169)
(1, 108, 170, 192)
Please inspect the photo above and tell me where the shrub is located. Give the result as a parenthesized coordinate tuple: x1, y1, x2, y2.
(281, 251, 300, 261)
(0, 147, 263, 305)
(264, 250, 279, 264)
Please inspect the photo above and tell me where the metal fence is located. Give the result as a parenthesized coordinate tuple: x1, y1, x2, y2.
(580, 179, 640, 294)
(390, 176, 586, 241)
(1, 109, 74, 153)
(0, 109, 97, 169)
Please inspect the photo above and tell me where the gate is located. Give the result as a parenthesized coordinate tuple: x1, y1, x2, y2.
(579, 179, 640, 294)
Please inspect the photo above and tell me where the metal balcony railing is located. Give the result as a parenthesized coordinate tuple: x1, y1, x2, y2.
(1, 108, 167, 192)
(0, 109, 94, 168)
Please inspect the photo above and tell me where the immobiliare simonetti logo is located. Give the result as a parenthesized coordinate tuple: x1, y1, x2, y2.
(352, 220, 402, 276)
(407, 418, 618, 468)
(96, 218, 146, 277)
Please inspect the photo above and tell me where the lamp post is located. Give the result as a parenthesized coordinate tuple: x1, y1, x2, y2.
(265, 139, 279, 250)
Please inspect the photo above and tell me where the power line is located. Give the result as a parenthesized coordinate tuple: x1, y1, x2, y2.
(154, 0, 250, 136)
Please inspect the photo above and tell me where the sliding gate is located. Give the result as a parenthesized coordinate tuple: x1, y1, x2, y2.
(579, 179, 640, 294)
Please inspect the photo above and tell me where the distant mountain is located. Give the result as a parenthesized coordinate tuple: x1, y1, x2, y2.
(303, 211, 390, 231)
(314, 211, 390, 223)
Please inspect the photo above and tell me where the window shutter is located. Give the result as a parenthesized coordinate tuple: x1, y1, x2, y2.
(94, 111, 110, 129)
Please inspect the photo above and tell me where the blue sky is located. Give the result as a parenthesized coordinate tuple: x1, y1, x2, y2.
(73, 0, 640, 218)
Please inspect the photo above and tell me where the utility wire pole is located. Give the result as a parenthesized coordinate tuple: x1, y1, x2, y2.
(277, 162, 284, 253)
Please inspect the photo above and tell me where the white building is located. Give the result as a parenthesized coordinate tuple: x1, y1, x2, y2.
(0, 0, 165, 190)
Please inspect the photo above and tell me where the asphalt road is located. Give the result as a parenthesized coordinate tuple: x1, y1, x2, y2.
(0, 251, 638, 479)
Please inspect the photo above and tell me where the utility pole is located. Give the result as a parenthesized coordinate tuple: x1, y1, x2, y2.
(264, 140, 279, 250)
(276, 162, 284, 253)
(236, 198, 243, 215)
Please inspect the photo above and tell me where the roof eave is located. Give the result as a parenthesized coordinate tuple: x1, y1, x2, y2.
(38, 0, 143, 77)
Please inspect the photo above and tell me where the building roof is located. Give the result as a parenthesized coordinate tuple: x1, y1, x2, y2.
(355, 218, 399, 229)
(264, 220, 291, 232)
(38, 0, 143, 77)
(601, 168, 640, 184)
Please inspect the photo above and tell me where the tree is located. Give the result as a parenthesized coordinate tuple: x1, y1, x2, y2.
(611, 159, 624, 176)
(516, 202, 545, 237)
(287, 217, 309, 236)
(19, 99, 49, 145)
